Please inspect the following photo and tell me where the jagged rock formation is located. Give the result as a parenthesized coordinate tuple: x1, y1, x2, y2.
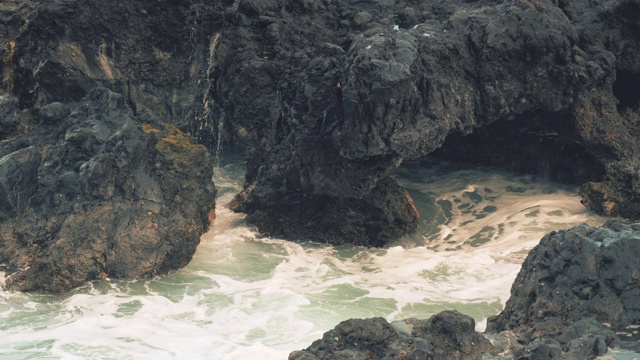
(0, 85, 216, 292)
(0, 0, 224, 291)
(3, 0, 639, 247)
(216, 0, 640, 245)
(1, 0, 639, 284)
(486, 218, 640, 357)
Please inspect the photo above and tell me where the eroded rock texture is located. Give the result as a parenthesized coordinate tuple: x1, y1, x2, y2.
(487, 218, 640, 357)
(1, 0, 639, 287)
(0, 1, 222, 291)
(3, 0, 640, 247)
(0, 85, 216, 292)
(208, 0, 640, 245)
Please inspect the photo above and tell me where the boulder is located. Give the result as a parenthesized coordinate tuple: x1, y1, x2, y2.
(0, 85, 216, 292)
(487, 218, 640, 357)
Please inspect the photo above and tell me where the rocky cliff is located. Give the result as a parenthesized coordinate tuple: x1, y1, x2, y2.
(0, 0, 220, 291)
(0, 85, 216, 292)
(1, 0, 225, 143)
(3, 0, 639, 247)
(293, 219, 640, 359)
(214, 0, 640, 245)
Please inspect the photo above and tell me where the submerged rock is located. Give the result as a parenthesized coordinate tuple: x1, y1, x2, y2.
(290, 310, 492, 360)
(0, 85, 216, 292)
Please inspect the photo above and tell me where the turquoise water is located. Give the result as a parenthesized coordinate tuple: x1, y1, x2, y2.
(0, 156, 610, 359)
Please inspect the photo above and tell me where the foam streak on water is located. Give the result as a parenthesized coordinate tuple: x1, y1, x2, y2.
(0, 158, 607, 359)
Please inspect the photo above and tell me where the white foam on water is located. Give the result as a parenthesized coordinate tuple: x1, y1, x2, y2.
(0, 159, 610, 358)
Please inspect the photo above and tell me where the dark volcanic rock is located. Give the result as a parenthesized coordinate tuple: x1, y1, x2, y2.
(0, 85, 216, 292)
(1, 0, 639, 293)
(215, 0, 640, 245)
(289, 310, 492, 360)
(2, 0, 640, 247)
(0, 95, 21, 139)
(487, 218, 640, 357)
(231, 175, 418, 247)
(0, 0, 223, 292)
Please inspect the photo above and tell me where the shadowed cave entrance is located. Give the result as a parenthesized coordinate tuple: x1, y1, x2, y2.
(388, 111, 608, 248)
(424, 111, 606, 186)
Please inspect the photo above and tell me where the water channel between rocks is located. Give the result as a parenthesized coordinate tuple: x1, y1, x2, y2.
(0, 155, 612, 359)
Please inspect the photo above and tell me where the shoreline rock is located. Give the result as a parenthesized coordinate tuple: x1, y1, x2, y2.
(290, 311, 492, 360)
(0, 0, 638, 306)
(0, 0, 223, 292)
(214, 0, 640, 245)
(2, 0, 639, 247)
(486, 218, 640, 357)
(0, 85, 216, 292)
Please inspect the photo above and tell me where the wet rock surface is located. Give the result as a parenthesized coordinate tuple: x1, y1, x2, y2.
(289, 310, 492, 360)
(0, 85, 216, 292)
(487, 218, 640, 357)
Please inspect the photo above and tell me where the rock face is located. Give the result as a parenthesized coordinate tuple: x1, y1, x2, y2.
(290, 310, 492, 360)
(487, 218, 640, 357)
(0, 0, 224, 144)
(212, 0, 640, 245)
(0, 85, 216, 292)
(0, 145, 41, 221)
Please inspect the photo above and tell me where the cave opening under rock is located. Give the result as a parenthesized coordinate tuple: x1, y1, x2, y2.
(423, 111, 606, 186)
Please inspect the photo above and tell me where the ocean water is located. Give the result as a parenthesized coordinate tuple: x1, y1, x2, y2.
(0, 156, 613, 359)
